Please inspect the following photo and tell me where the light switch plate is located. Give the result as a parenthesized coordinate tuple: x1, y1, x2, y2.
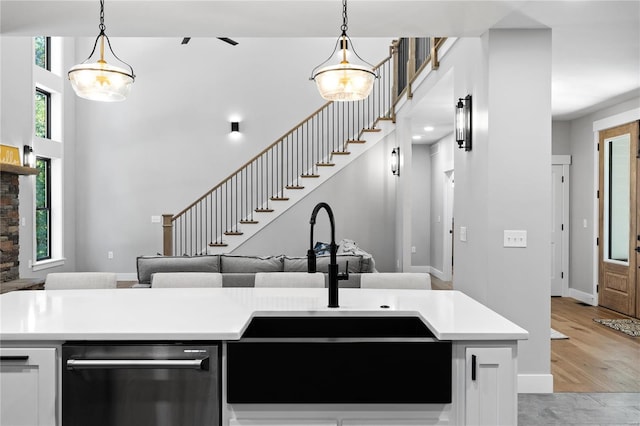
(460, 226, 467, 242)
(504, 230, 527, 247)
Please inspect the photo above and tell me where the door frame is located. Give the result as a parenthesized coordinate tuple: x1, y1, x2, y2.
(592, 108, 640, 308)
(552, 156, 571, 297)
(443, 169, 455, 281)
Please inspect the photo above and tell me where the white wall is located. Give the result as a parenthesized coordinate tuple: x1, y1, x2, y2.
(552, 121, 571, 155)
(235, 135, 398, 271)
(72, 37, 390, 274)
(399, 32, 553, 390)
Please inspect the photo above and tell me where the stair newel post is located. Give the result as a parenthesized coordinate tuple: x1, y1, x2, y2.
(430, 37, 440, 70)
(162, 214, 174, 256)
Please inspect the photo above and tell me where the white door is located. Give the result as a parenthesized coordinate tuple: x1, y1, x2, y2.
(551, 165, 564, 296)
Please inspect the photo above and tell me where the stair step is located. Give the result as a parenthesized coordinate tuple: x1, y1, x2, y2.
(301, 174, 320, 178)
(362, 128, 382, 133)
(209, 242, 229, 247)
(255, 208, 274, 213)
(332, 151, 351, 155)
(270, 197, 290, 201)
(316, 162, 335, 167)
(347, 140, 366, 144)
(378, 117, 394, 121)
(224, 231, 243, 236)
(286, 185, 305, 189)
(240, 220, 259, 224)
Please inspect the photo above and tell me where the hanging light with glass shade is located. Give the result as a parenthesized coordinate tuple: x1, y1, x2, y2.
(68, 0, 135, 102)
(310, 0, 378, 101)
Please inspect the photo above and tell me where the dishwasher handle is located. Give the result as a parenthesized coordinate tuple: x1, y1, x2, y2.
(67, 357, 209, 371)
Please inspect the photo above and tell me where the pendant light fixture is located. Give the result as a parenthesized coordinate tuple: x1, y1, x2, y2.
(310, 0, 378, 101)
(68, 0, 135, 102)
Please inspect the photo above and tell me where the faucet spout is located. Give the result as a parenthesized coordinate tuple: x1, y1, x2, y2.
(308, 202, 343, 308)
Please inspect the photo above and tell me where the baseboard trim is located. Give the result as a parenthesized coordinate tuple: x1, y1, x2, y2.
(518, 374, 553, 394)
(568, 288, 596, 306)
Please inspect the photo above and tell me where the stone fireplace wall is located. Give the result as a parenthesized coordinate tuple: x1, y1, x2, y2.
(0, 172, 20, 282)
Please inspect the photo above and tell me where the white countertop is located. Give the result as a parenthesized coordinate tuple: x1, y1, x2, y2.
(0, 288, 528, 342)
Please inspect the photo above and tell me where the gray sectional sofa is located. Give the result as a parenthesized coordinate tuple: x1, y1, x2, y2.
(135, 253, 376, 288)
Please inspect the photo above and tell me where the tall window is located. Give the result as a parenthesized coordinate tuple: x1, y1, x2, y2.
(36, 157, 51, 261)
(35, 88, 50, 139)
(34, 36, 50, 70)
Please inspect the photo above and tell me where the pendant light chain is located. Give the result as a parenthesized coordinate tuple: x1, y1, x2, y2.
(99, 0, 106, 33)
(341, 0, 348, 34)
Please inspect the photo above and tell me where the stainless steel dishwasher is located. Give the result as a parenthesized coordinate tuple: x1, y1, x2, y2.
(62, 342, 220, 426)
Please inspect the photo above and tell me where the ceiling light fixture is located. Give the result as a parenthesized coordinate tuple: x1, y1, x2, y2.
(68, 0, 135, 102)
(310, 0, 378, 101)
(424, 126, 435, 132)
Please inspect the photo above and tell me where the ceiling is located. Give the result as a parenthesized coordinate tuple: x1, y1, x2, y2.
(2, 0, 639, 143)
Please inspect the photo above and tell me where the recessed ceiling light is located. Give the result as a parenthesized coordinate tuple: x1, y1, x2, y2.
(412, 135, 422, 140)
(424, 126, 435, 132)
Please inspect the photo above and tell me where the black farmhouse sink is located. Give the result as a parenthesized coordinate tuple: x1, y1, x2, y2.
(240, 315, 436, 339)
(227, 316, 451, 404)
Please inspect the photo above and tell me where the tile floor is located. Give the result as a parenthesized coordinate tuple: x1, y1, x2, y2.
(518, 392, 640, 425)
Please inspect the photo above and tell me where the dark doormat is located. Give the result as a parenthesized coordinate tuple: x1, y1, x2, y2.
(593, 318, 640, 337)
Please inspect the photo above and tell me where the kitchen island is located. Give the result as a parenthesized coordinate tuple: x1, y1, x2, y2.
(0, 287, 528, 425)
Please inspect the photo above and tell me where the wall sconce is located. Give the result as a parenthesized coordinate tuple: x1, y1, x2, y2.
(231, 122, 240, 133)
(23, 145, 35, 168)
(391, 147, 400, 176)
(455, 94, 472, 151)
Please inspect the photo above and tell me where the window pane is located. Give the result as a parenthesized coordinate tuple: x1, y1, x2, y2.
(36, 158, 48, 208)
(35, 157, 51, 261)
(35, 36, 49, 70)
(36, 210, 50, 260)
(35, 89, 49, 139)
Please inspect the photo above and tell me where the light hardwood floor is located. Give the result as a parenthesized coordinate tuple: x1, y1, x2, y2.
(429, 276, 640, 393)
(550, 296, 640, 393)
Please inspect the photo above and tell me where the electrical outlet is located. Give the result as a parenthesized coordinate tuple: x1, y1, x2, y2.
(411, 246, 416, 253)
(108, 251, 114, 259)
(504, 230, 527, 247)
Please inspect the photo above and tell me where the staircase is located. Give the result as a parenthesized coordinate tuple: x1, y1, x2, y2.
(162, 38, 445, 256)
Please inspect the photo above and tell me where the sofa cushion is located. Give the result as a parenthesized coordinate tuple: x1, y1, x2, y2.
(136, 255, 220, 284)
(220, 255, 284, 273)
(283, 254, 363, 273)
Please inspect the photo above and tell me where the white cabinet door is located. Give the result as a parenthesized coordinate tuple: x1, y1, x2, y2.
(0, 347, 57, 426)
(465, 347, 515, 426)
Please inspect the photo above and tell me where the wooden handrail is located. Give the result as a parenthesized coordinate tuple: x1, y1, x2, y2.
(172, 53, 394, 221)
(163, 37, 446, 256)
